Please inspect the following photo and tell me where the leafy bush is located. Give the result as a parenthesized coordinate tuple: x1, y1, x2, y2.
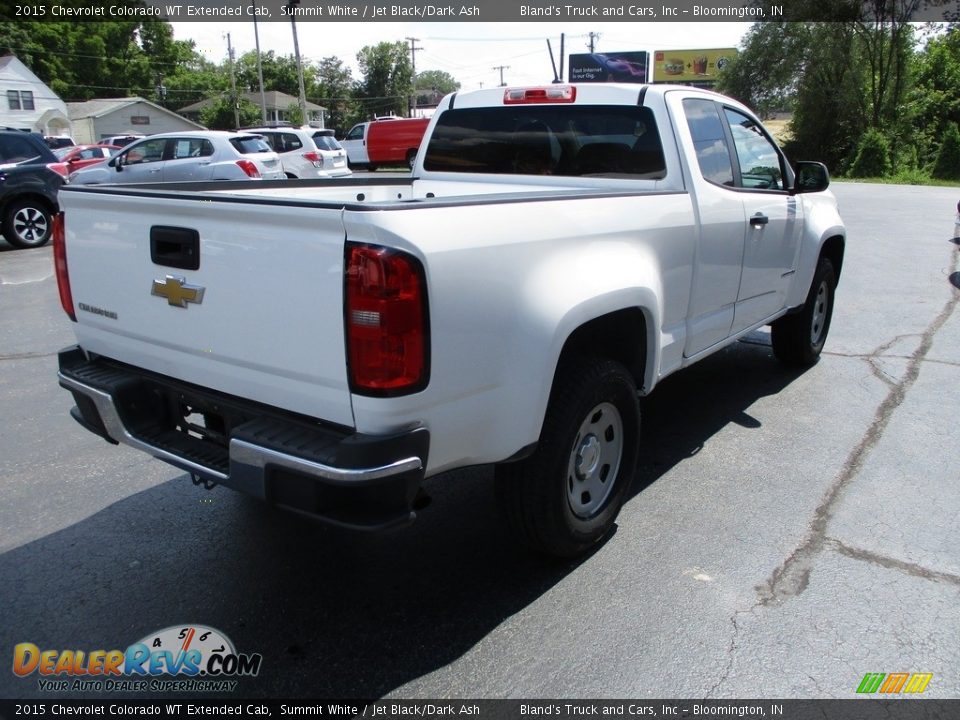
(932, 122, 960, 181)
(890, 168, 931, 185)
(849, 129, 892, 178)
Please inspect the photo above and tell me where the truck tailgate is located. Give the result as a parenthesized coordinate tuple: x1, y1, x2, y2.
(60, 188, 354, 428)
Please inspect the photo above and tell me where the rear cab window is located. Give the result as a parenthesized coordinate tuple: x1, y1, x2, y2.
(423, 105, 666, 179)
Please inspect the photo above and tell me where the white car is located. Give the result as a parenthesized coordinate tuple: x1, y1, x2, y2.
(245, 126, 351, 179)
(68, 131, 285, 185)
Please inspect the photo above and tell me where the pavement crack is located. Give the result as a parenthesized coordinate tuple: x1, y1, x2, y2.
(756, 243, 959, 607)
(825, 538, 960, 587)
(705, 604, 756, 698)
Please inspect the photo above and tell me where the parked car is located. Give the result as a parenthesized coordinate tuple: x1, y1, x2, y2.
(44, 135, 76, 150)
(100, 134, 146, 148)
(48, 144, 120, 179)
(955, 199, 960, 239)
(245, 126, 351, 179)
(68, 131, 285, 185)
(0, 130, 63, 248)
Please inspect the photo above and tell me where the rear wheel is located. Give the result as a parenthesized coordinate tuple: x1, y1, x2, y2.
(771, 257, 836, 367)
(495, 358, 640, 557)
(3, 199, 53, 248)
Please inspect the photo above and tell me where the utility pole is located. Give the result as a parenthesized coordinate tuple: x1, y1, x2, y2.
(287, 0, 309, 126)
(226, 32, 239, 129)
(252, 1, 267, 123)
(588, 32, 600, 53)
(493, 65, 510, 87)
(405, 37, 422, 117)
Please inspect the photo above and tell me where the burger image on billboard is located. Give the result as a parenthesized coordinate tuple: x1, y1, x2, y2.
(663, 58, 685, 75)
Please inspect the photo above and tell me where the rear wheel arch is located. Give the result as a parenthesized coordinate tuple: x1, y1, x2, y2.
(554, 307, 649, 392)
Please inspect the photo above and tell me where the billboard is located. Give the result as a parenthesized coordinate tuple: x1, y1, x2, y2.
(568, 52, 649, 84)
(652, 48, 738, 84)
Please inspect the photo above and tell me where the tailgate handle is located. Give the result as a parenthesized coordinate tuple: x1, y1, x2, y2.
(151, 226, 200, 270)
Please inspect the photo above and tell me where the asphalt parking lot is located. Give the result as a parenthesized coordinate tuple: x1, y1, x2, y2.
(0, 182, 957, 701)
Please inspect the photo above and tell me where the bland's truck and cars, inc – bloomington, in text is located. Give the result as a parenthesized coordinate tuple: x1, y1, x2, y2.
(54, 83, 845, 557)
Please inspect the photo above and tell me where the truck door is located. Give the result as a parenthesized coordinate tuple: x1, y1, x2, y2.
(341, 123, 369, 165)
(677, 97, 745, 357)
(719, 107, 802, 333)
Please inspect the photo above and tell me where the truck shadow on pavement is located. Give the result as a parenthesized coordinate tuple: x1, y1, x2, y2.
(0, 335, 805, 700)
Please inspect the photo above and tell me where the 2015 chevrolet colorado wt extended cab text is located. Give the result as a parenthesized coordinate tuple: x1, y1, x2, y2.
(55, 84, 845, 557)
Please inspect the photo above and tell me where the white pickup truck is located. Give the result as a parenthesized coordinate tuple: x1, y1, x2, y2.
(55, 84, 845, 557)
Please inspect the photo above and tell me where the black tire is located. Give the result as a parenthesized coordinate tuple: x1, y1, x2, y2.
(3, 198, 53, 248)
(406, 149, 417, 170)
(495, 358, 640, 557)
(771, 257, 836, 367)
(366, 164, 378, 172)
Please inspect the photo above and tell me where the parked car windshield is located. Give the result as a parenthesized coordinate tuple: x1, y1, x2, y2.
(423, 105, 666, 178)
(230, 136, 273, 154)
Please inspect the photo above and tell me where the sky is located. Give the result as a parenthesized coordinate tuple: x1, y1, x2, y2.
(169, 21, 752, 89)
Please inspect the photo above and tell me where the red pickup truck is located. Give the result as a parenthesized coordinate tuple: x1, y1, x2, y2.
(341, 117, 429, 170)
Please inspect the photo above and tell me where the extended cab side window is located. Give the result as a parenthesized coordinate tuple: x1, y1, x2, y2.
(722, 108, 785, 191)
(683, 98, 734, 187)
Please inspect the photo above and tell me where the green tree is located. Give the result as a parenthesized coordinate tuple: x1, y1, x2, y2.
(932, 121, 960, 179)
(414, 69, 460, 110)
(715, 23, 812, 117)
(314, 56, 357, 133)
(0, 16, 194, 102)
(235, 50, 308, 97)
(355, 41, 413, 118)
(849, 128, 893, 177)
(199, 96, 260, 130)
(786, 23, 864, 172)
(907, 26, 960, 168)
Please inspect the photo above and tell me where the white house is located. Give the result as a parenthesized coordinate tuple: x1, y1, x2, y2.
(0, 54, 71, 137)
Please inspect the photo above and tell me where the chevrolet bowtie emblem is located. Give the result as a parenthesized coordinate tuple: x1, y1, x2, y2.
(151, 275, 205, 308)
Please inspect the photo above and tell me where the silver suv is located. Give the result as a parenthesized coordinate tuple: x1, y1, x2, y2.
(68, 131, 285, 184)
(246, 126, 351, 179)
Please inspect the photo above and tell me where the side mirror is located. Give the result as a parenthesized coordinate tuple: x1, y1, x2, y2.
(110, 155, 123, 171)
(792, 161, 829, 194)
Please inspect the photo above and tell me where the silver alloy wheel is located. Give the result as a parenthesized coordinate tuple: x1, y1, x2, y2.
(810, 279, 829, 345)
(567, 401, 624, 519)
(13, 205, 49, 246)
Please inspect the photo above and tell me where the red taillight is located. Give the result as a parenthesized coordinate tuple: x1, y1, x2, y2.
(53, 212, 76, 321)
(503, 86, 577, 104)
(345, 243, 429, 395)
(235, 159, 261, 178)
(302, 151, 322, 164)
(48, 163, 69, 179)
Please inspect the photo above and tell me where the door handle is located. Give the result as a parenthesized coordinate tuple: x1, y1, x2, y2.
(749, 213, 769, 227)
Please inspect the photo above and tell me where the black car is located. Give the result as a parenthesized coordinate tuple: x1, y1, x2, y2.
(0, 130, 63, 248)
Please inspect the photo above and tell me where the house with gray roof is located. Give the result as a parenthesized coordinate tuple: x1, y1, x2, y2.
(67, 97, 205, 145)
